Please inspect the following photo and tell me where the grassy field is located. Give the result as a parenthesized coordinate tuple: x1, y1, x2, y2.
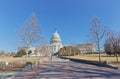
(0, 56, 43, 63)
(0, 56, 44, 72)
(67, 54, 120, 66)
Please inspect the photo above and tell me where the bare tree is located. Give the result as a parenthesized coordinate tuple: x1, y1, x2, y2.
(69, 41, 77, 56)
(40, 37, 50, 56)
(0, 50, 6, 56)
(33, 37, 49, 57)
(106, 31, 120, 63)
(104, 39, 113, 56)
(89, 16, 106, 62)
(18, 13, 41, 55)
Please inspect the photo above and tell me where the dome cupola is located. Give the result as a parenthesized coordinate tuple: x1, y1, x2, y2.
(50, 29, 62, 44)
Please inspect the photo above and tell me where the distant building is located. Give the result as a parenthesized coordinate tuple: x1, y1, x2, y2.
(49, 30, 63, 55)
(18, 30, 96, 56)
(18, 29, 63, 56)
(77, 43, 96, 53)
(18, 46, 50, 56)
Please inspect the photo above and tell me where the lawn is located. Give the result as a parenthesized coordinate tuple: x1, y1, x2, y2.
(0, 56, 43, 72)
(67, 54, 120, 66)
(0, 56, 43, 63)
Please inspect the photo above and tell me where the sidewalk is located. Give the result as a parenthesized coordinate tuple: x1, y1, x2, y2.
(13, 57, 120, 79)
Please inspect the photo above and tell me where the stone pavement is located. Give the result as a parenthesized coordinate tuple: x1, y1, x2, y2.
(13, 58, 120, 79)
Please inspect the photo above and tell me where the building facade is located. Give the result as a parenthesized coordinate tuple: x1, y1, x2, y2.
(77, 43, 96, 53)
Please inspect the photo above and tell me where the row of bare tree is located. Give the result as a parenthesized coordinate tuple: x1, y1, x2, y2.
(89, 16, 120, 63)
(17, 13, 120, 63)
(104, 31, 120, 63)
(0, 50, 16, 56)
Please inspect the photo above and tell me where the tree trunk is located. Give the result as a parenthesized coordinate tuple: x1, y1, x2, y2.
(98, 51, 101, 62)
(115, 51, 119, 63)
(98, 42, 101, 62)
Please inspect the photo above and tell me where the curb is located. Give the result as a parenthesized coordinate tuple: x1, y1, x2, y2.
(60, 57, 118, 69)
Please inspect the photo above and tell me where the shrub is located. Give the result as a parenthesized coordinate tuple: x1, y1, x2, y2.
(28, 50, 32, 54)
(15, 50, 26, 57)
(58, 46, 81, 56)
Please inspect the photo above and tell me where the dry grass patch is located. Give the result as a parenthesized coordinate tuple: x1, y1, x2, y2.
(0, 56, 43, 72)
(67, 54, 120, 66)
(0, 56, 42, 62)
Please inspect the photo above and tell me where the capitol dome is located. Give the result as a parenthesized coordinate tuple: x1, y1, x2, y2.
(50, 30, 62, 44)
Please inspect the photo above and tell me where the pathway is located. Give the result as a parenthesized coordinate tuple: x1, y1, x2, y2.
(13, 58, 120, 79)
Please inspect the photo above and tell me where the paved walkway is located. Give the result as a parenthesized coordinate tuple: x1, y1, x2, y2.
(14, 59, 120, 79)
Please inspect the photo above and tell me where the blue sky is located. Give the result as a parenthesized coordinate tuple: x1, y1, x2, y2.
(0, 0, 120, 52)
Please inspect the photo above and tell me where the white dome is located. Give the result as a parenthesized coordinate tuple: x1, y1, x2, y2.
(50, 30, 62, 44)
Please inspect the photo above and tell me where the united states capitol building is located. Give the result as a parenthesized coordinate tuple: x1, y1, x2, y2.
(18, 29, 96, 56)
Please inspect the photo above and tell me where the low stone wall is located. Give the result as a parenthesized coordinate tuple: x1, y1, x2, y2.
(60, 57, 118, 69)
